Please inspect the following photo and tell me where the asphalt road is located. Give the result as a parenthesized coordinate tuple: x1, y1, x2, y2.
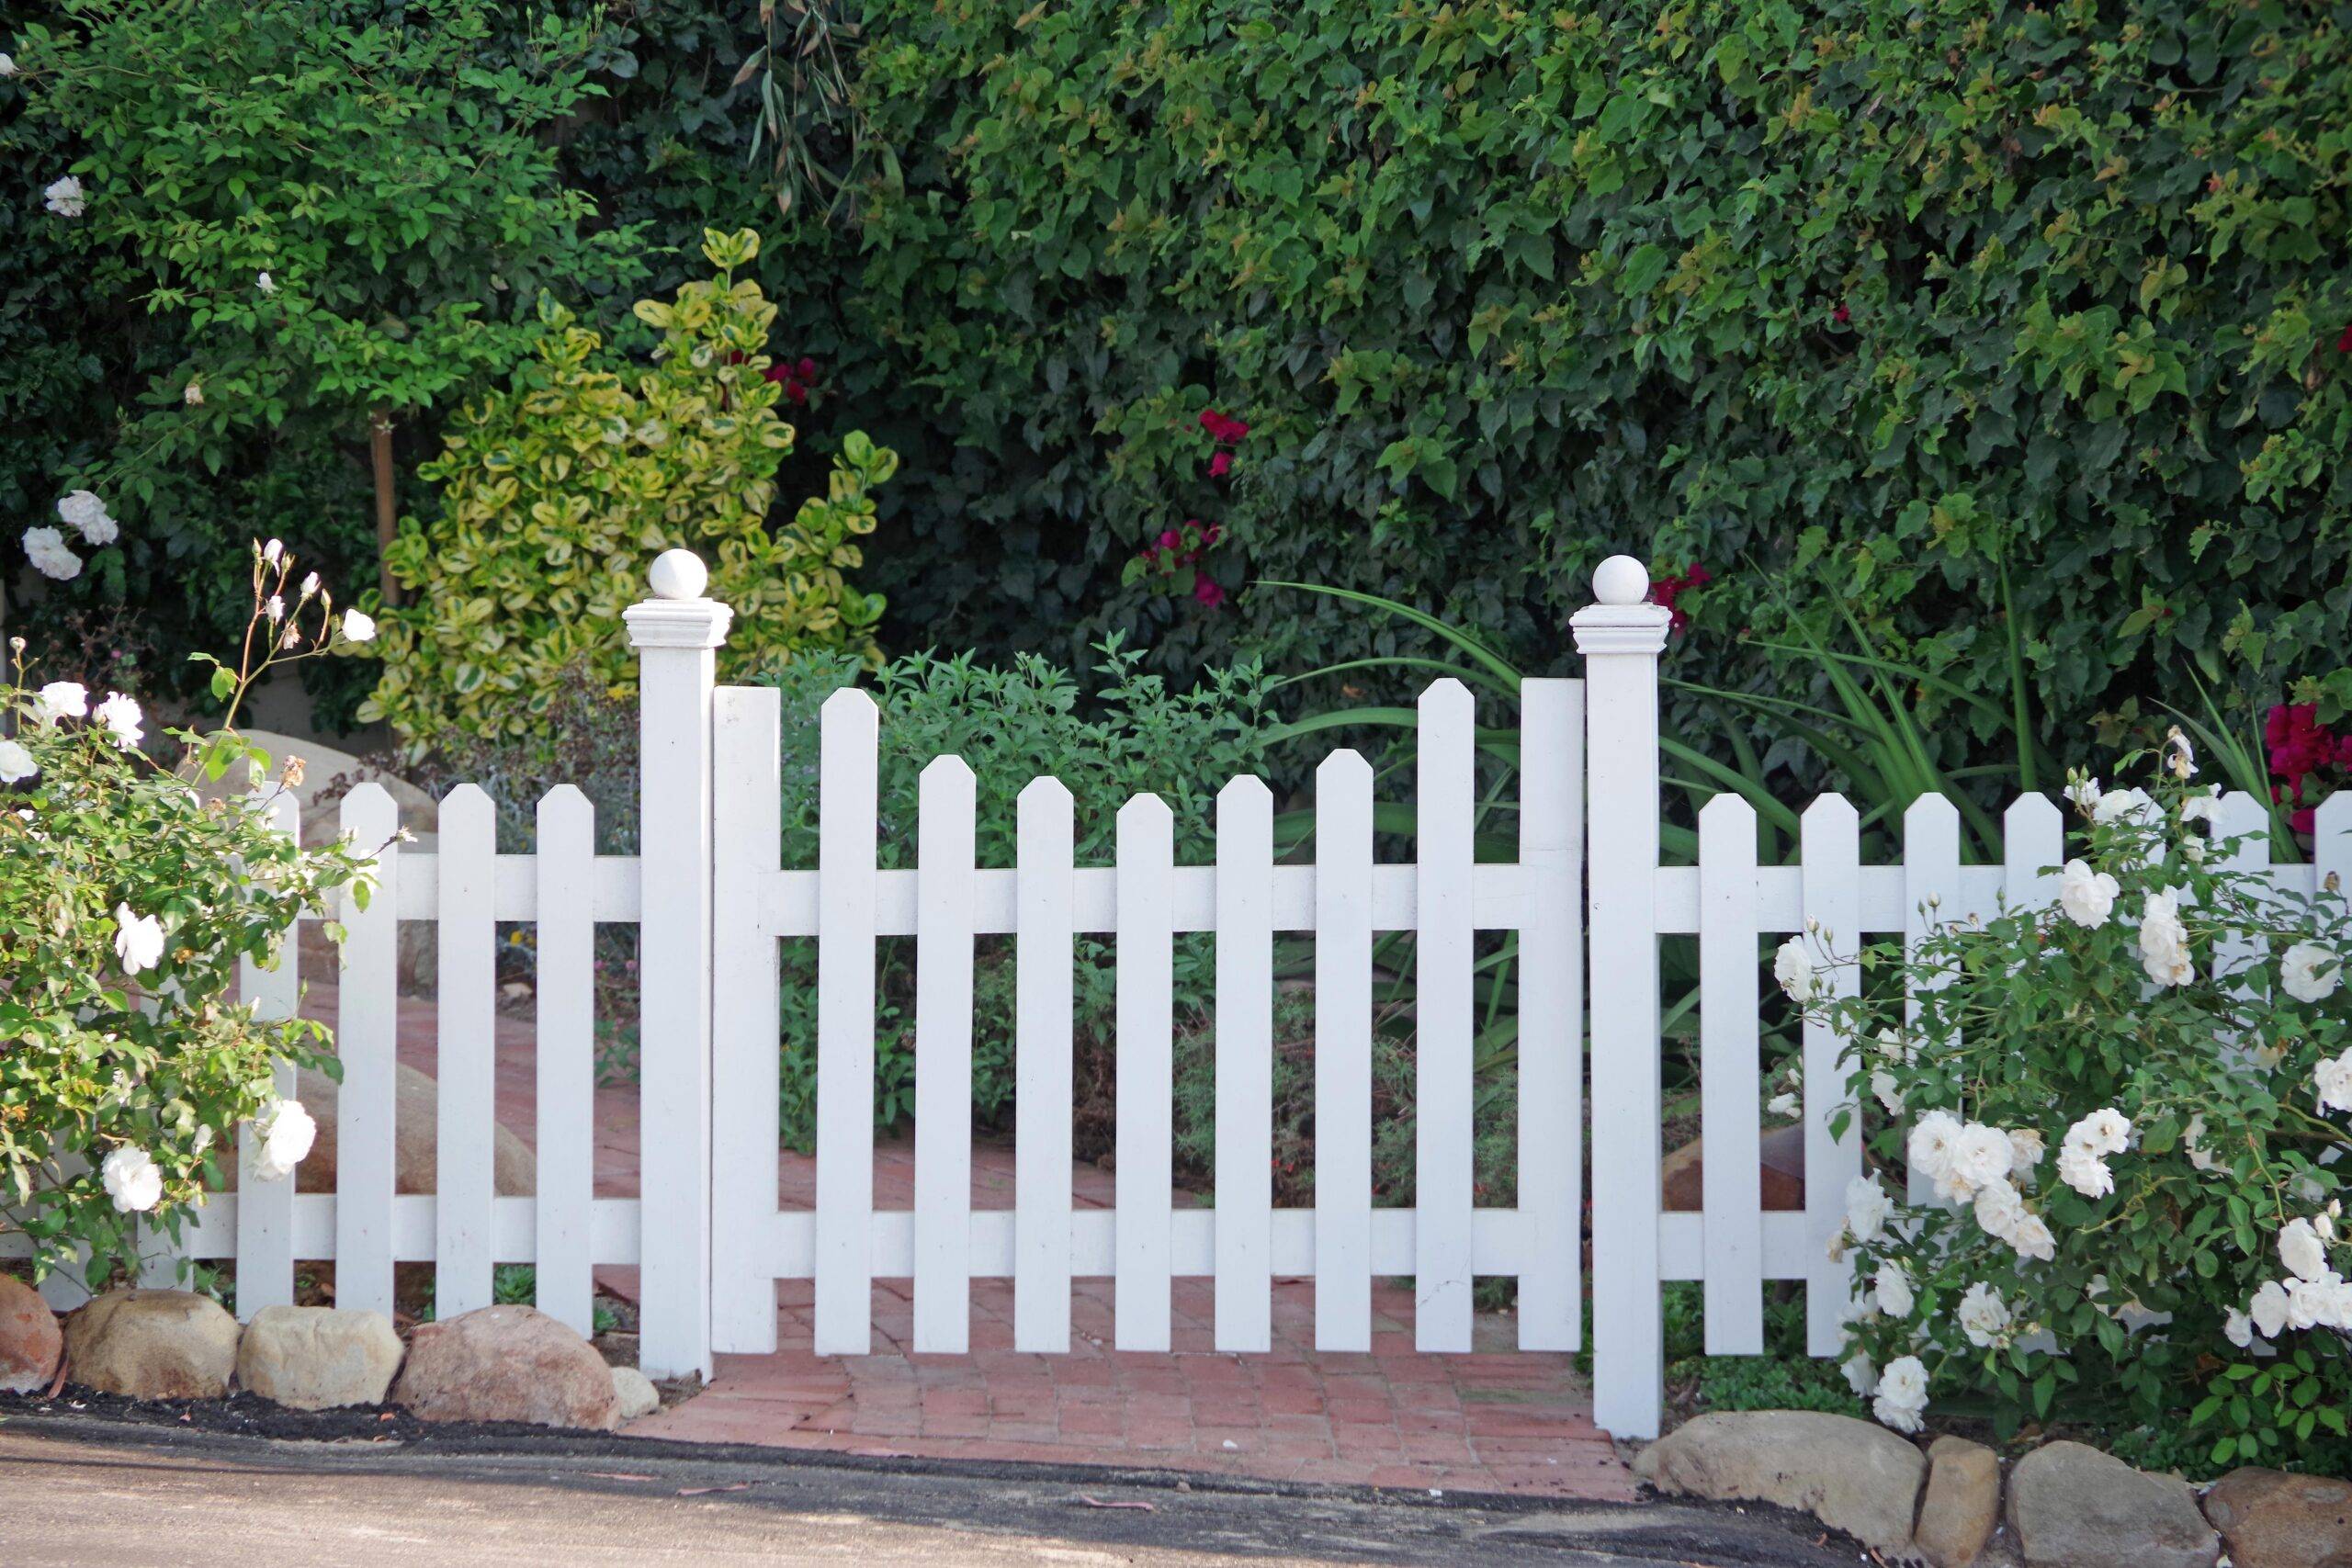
(0, 1415, 1863, 1567)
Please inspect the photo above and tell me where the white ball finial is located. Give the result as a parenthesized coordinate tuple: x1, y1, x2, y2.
(1592, 555, 1651, 607)
(648, 548, 708, 602)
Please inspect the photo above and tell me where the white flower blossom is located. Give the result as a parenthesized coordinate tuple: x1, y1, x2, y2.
(1973, 1178, 2025, 1243)
(2008, 1212, 2056, 1262)
(2279, 1217, 2331, 1282)
(44, 175, 85, 218)
(183, 379, 204, 406)
(2068, 1108, 2132, 1156)
(2224, 1308, 2255, 1349)
(262, 537, 283, 565)
(2180, 789, 2222, 829)
(2008, 1128, 2045, 1173)
(0, 739, 32, 784)
(1772, 936, 1816, 1004)
(0, 52, 17, 76)
(2249, 1280, 2290, 1339)
(339, 609, 376, 644)
(1840, 1350, 1876, 1397)
(94, 691, 142, 750)
(1871, 1068, 1904, 1114)
(2139, 889, 2194, 987)
(257, 271, 277, 295)
(112, 903, 164, 973)
(266, 593, 285, 621)
(2314, 1050, 2352, 1115)
(1874, 1260, 1914, 1318)
(100, 1146, 162, 1213)
(1958, 1281, 2012, 1348)
(1845, 1174, 1892, 1244)
(2057, 1145, 2114, 1199)
(1871, 1355, 1929, 1434)
(300, 570, 319, 597)
(30, 681, 86, 725)
(2184, 1114, 2222, 1173)
(2057, 859, 2120, 929)
(57, 489, 118, 545)
(2065, 774, 2102, 814)
(2093, 786, 2159, 829)
(1907, 1110, 1963, 1185)
(23, 525, 81, 580)
(1766, 1089, 1798, 1118)
(248, 1099, 316, 1183)
(1949, 1123, 2015, 1190)
(2164, 726, 2198, 781)
(2283, 942, 2342, 1005)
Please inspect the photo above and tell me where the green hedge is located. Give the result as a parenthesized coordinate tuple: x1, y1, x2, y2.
(743, 0, 2352, 749)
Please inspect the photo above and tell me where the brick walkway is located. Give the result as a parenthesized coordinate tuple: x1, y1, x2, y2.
(304, 980, 1634, 1499)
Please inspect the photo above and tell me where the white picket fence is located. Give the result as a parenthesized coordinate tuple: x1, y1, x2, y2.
(22, 550, 2347, 1445)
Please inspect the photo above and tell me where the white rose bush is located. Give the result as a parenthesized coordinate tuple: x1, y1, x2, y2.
(1796, 750, 2352, 1471)
(2, 537, 375, 1291)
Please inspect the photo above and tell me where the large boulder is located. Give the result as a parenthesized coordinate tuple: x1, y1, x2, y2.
(0, 1274, 63, 1393)
(218, 1062, 534, 1197)
(1913, 1435, 2002, 1568)
(236, 1305, 403, 1411)
(390, 1304, 618, 1430)
(64, 1289, 239, 1400)
(2007, 1442, 2217, 1568)
(2201, 1467, 2352, 1568)
(1632, 1410, 1926, 1551)
(1661, 1123, 1806, 1212)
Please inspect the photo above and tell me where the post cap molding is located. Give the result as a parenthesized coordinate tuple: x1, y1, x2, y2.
(1570, 601, 1671, 656)
(625, 596, 733, 649)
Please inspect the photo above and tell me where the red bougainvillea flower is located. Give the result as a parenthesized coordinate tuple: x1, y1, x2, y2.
(765, 355, 820, 406)
(1208, 450, 1233, 479)
(1193, 576, 1227, 610)
(1833, 302, 1851, 324)
(1648, 563, 1713, 633)
(2338, 324, 2352, 353)
(1197, 409, 1250, 444)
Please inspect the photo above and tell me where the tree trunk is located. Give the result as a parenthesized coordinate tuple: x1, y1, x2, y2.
(371, 408, 401, 606)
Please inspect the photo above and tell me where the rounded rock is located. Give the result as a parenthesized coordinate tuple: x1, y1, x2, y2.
(2007, 1441, 2217, 1568)
(1592, 554, 1651, 606)
(65, 1288, 240, 1401)
(390, 1303, 619, 1430)
(237, 1305, 403, 1411)
(1632, 1409, 1927, 1551)
(647, 548, 708, 602)
(2201, 1467, 2352, 1568)
(0, 1273, 63, 1393)
(611, 1364, 660, 1421)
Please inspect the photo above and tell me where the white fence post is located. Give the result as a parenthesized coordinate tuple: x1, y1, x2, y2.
(625, 549, 731, 1382)
(1573, 555, 1671, 1439)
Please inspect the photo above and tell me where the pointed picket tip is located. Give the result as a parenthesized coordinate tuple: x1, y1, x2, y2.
(440, 780, 495, 815)
(2004, 792, 2061, 829)
(2318, 791, 2352, 836)
(1697, 792, 1754, 827)
(1017, 774, 1074, 809)
(1418, 677, 1476, 716)
(341, 780, 398, 817)
(1802, 793, 1859, 829)
(920, 752, 976, 787)
(2216, 789, 2270, 840)
(1118, 792, 1173, 829)
(1317, 747, 1374, 784)
(1217, 773, 1273, 807)
(1903, 793, 1961, 832)
(538, 782, 594, 814)
(821, 684, 879, 718)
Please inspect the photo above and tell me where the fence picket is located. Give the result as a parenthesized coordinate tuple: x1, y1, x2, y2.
(1517, 679, 1583, 1350)
(2321, 793, 2352, 911)
(1314, 750, 1374, 1351)
(1902, 795, 1962, 1206)
(1015, 777, 1076, 1352)
(335, 784, 401, 1316)
(1414, 680, 1477, 1351)
(2003, 795, 2063, 912)
(435, 784, 498, 1319)
(1114, 795, 1175, 1349)
(1698, 795, 1762, 1352)
(1800, 795, 1861, 1356)
(1214, 776, 1274, 1352)
(2213, 792, 2271, 987)
(228, 788, 302, 1314)
(814, 689, 880, 1355)
(534, 785, 597, 1337)
(712, 685, 784, 1353)
(914, 756, 978, 1354)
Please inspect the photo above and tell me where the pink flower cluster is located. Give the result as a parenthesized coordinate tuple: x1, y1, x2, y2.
(1198, 407, 1250, 479)
(2267, 703, 2352, 833)
(1647, 562, 1713, 633)
(765, 355, 820, 406)
(1134, 519, 1227, 608)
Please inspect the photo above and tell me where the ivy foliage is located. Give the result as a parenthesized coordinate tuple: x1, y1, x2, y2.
(738, 0, 2352, 747)
(364, 229, 896, 761)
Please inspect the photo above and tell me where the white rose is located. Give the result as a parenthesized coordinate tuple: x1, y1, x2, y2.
(2284, 1277, 2335, 1331)
(2138, 890, 2194, 987)
(339, 609, 376, 644)
(1907, 1110, 1964, 1182)
(247, 1099, 316, 1183)
(2184, 1114, 2221, 1172)
(1840, 1350, 1876, 1397)
(31, 681, 86, 724)
(1950, 1122, 2015, 1189)
(94, 691, 142, 750)
(2279, 1217, 2331, 1282)
(2284, 942, 2342, 1005)
(2065, 774, 2102, 814)
(0, 739, 33, 784)
(112, 904, 165, 974)
(1871, 1355, 1929, 1434)
(2056, 1145, 2113, 1199)
(44, 174, 85, 218)
(2313, 1050, 2352, 1115)
(1973, 1178, 2025, 1242)
(1958, 1281, 2012, 1348)
(2224, 1308, 2255, 1349)
(2249, 1280, 2290, 1339)
(2180, 789, 2222, 829)
(2093, 786, 2158, 828)
(1767, 1089, 1798, 1118)
(23, 525, 81, 581)
(1845, 1174, 1892, 1244)
(257, 271, 277, 295)
(1772, 936, 1816, 1004)
(57, 489, 118, 545)
(1874, 1260, 1914, 1318)
(1871, 1068, 1905, 1115)
(262, 537, 283, 564)
(2164, 726, 2198, 781)
(0, 52, 17, 76)
(2007, 1128, 2045, 1173)
(2057, 859, 2120, 929)
(2008, 1212, 2056, 1262)
(100, 1146, 162, 1213)
(2068, 1107, 2132, 1157)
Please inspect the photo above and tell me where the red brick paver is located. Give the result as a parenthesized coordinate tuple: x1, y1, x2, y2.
(301, 980, 1634, 1499)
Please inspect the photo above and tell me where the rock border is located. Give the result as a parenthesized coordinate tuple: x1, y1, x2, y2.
(1633, 1407, 2347, 1567)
